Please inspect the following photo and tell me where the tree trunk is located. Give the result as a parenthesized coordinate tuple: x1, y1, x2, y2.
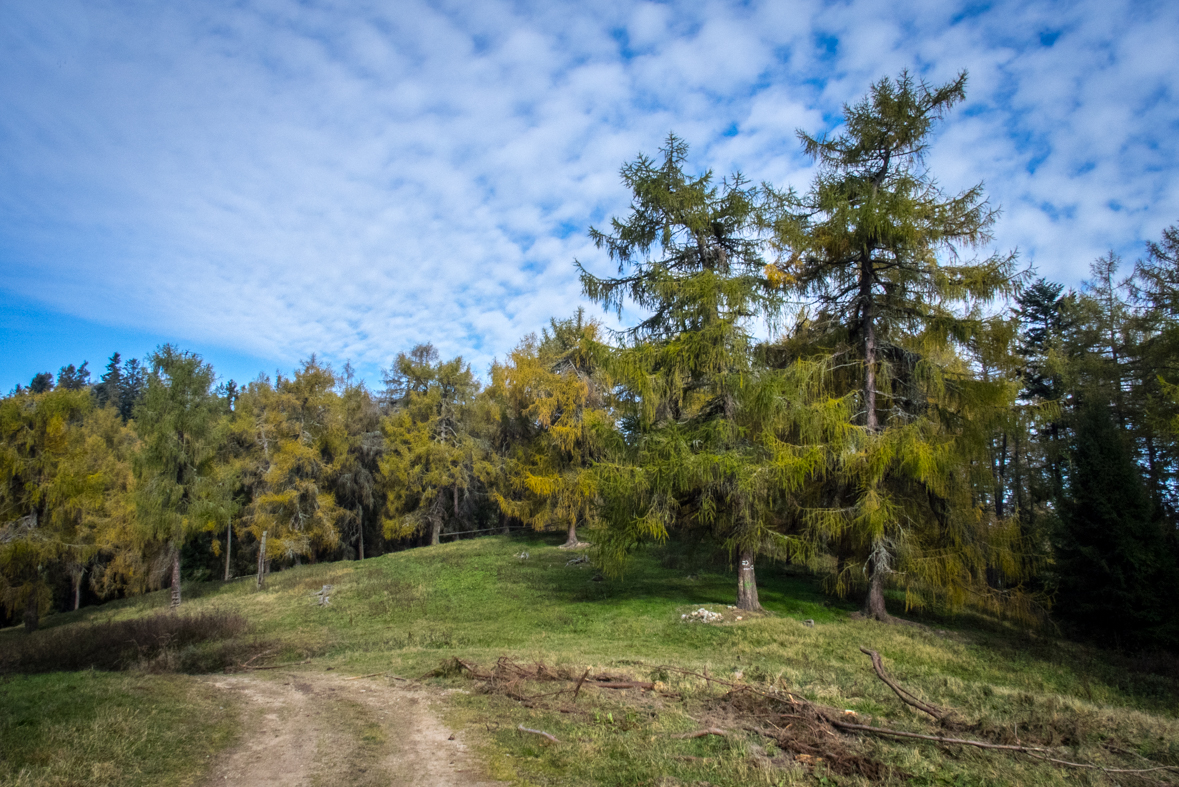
(225, 520, 233, 581)
(74, 569, 84, 611)
(357, 506, 365, 560)
(736, 547, 761, 611)
(860, 254, 878, 433)
(257, 530, 268, 589)
(861, 554, 894, 622)
(500, 511, 510, 536)
(23, 589, 39, 633)
(431, 517, 441, 546)
(563, 519, 579, 547)
(170, 549, 182, 608)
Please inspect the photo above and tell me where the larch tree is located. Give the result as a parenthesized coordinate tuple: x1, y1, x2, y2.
(230, 359, 345, 569)
(578, 134, 843, 610)
(489, 312, 615, 548)
(769, 71, 1024, 621)
(0, 387, 93, 630)
(334, 371, 384, 559)
(134, 345, 230, 608)
(380, 345, 482, 546)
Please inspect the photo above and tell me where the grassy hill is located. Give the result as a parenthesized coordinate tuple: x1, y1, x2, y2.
(3, 533, 1178, 786)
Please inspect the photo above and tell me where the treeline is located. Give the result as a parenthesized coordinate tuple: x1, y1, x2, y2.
(4, 71, 1178, 649)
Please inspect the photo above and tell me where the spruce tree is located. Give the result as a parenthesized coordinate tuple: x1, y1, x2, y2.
(771, 71, 1023, 620)
(1054, 402, 1177, 647)
(95, 353, 123, 410)
(56, 362, 90, 391)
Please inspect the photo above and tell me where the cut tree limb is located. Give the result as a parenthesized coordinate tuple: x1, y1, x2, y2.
(832, 720, 1179, 775)
(572, 668, 590, 701)
(859, 647, 950, 721)
(517, 725, 559, 743)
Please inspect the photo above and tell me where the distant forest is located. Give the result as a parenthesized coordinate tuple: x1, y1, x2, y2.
(4, 72, 1178, 649)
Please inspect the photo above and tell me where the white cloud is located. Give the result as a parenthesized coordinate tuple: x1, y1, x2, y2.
(1, 0, 1177, 381)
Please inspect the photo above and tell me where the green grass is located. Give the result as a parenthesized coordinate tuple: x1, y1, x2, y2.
(0, 670, 237, 787)
(4, 532, 1178, 785)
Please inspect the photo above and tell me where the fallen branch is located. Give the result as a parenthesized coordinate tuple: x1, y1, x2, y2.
(572, 668, 590, 701)
(518, 724, 559, 743)
(672, 728, 728, 739)
(346, 671, 388, 680)
(592, 680, 655, 690)
(859, 648, 949, 721)
(830, 719, 1051, 752)
(833, 719, 1179, 776)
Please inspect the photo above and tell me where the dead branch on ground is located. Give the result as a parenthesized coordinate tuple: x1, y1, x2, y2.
(517, 724, 560, 743)
(859, 647, 952, 721)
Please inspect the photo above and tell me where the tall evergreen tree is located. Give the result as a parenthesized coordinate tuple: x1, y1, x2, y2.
(334, 374, 384, 559)
(119, 358, 146, 422)
(380, 345, 483, 546)
(28, 373, 54, 394)
(578, 135, 844, 610)
(490, 312, 615, 548)
(770, 71, 1024, 620)
(134, 345, 229, 607)
(230, 359, 345, 568)
(56, 362, 90, 391)
(95, 353, 123, 410)
(1054, 402, 1178, 647)
(0, 387, 93, 630)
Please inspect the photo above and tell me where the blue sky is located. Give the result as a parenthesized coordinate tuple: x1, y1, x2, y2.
(2, 0, 1177, 392)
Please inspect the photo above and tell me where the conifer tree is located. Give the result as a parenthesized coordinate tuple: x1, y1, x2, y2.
(770, 71, 1023, 620)
(334, 372, 384, 559)
(28, 373, 54, 394)
(133, 345, 229, 607)
(0, 387, 93, 630)
(380, 345, 483, 546)
(95, 353, 123, 410)
(578, 135, 844, 610)
(230, 359, 345, 568)
(56, 362, 90, 391)
(1054, 402, 1178, 647)
(119, 358, 146, 422)
(489, 312, 615, 548)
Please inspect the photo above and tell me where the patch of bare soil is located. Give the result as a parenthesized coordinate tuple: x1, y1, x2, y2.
(201, 671, 502, 787)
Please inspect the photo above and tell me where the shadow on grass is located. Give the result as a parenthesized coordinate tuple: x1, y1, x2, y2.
(0, 610, 258, 675)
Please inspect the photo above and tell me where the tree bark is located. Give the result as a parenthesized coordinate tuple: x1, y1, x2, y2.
(500, 511, 510, 535)
(225, 520, 233, 581)
(736, 547, 761, 611)
(74, 569, 84, 611)
(862, 556, 893, 622)
(170, 549, 182, 608)
(23, 589, 39, 633)
(257, 530, 267, 589)
(357, 506, 365, 560)
(563, 519, 579, 547)
(860, 253, 878, 433)
(431, 517, 441, 546)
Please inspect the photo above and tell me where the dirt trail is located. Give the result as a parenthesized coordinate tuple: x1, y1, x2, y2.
(200, 671, 501, 787)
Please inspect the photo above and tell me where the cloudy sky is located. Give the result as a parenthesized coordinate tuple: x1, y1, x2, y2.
(2, 0, 1177, 391)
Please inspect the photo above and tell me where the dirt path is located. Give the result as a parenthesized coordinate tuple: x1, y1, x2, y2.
(200, 671, 502, 787)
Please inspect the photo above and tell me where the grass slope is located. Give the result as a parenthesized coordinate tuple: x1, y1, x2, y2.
(3, 533, 1178, 786)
